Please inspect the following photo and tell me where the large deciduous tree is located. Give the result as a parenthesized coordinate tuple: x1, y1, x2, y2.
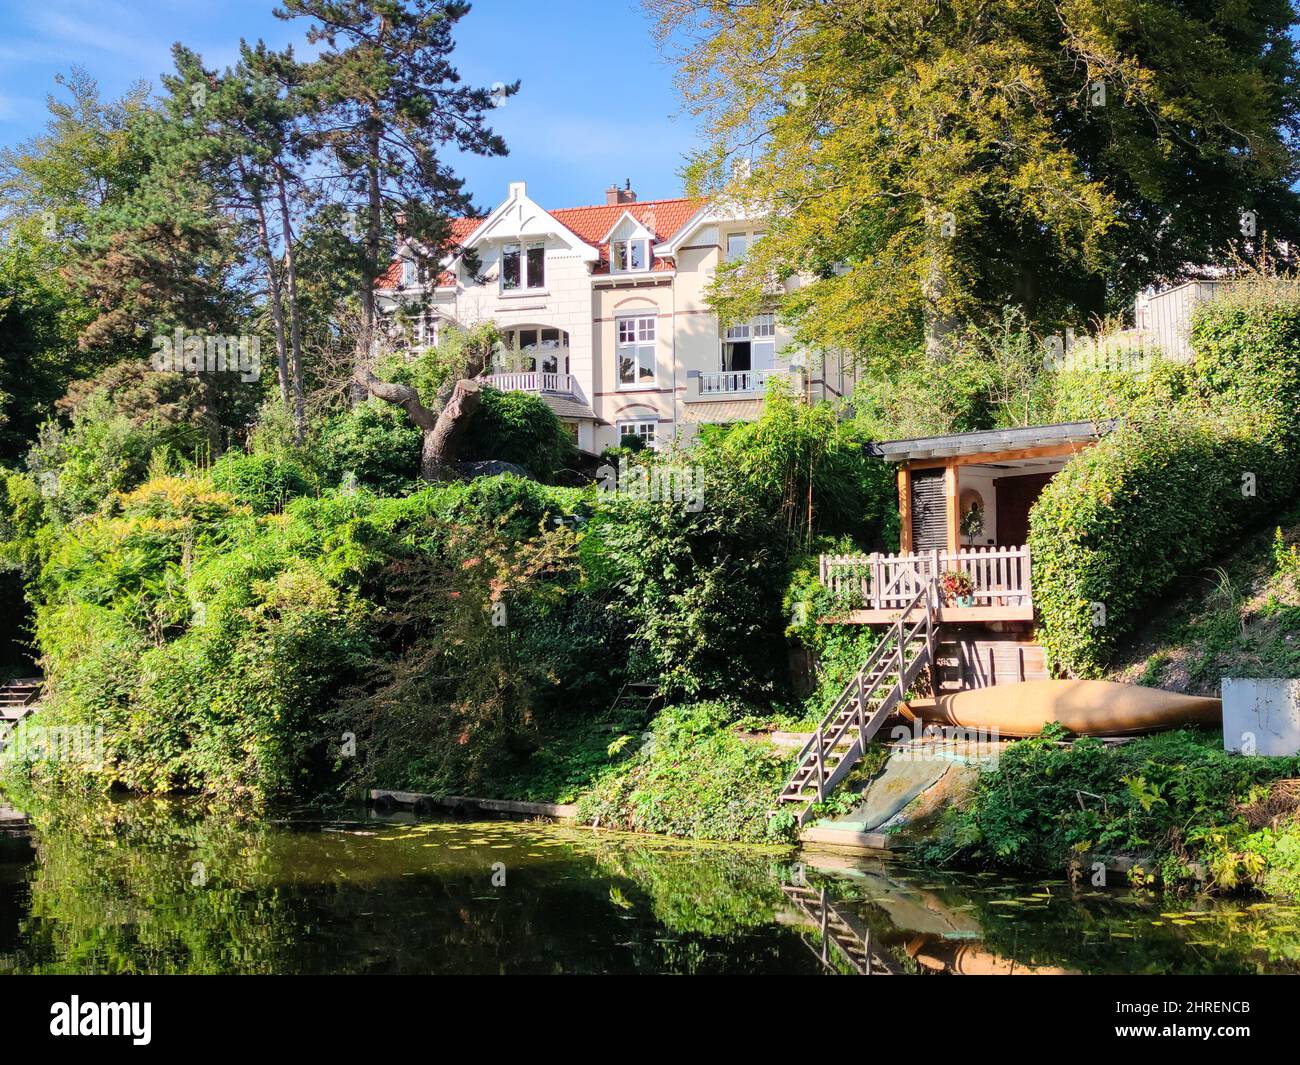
(649, 0, 1300, 362)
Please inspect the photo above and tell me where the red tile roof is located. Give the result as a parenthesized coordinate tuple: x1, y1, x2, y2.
(548, 197, 704, 273)
(376, 196, 703, 288)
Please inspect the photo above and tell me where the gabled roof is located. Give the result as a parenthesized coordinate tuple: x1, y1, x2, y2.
(376, 191, 708, 289)
(868, 420, 1116, 463)
(549, 198, 703, 273)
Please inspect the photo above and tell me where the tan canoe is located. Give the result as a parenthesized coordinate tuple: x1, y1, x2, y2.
(912, 679, 1221, 738)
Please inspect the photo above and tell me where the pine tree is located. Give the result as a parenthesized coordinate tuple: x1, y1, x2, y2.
(276, 0, 516, 370)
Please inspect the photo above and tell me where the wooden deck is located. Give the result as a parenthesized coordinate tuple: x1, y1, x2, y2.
(819, 547, 1032, 625)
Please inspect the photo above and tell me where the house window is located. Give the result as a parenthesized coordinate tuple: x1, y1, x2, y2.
(618, 420, 657, 449)
(722, 313, 776, 372)
(617, 315, 656, 386)
(400, 258, 418, 287)
(726, 230, 765, 261)
(500, 327, 569, 373)
(612, 238, 648, 272)
(501, 241, 545, 291)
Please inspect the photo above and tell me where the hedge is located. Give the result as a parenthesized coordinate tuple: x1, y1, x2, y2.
(1030, 283, 1300, 676)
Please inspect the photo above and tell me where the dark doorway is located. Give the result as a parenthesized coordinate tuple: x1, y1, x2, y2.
(994, 472, 1054, 546)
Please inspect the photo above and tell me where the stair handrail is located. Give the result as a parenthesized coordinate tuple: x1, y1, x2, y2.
(794, 581, 933, 764)
(780, 579, 935, 811)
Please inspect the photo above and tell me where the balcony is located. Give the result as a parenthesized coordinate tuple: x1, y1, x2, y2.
(480, 371, 576, 395)
(687, 367, 797, 402)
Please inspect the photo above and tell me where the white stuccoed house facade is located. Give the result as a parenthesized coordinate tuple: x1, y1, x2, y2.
(374, 180, 857, 454)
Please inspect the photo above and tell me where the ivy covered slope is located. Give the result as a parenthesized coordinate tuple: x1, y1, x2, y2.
(1029, 284, 1300, 676)
(924, 726, 1300, 898)
(1, 388, 898, 838)
(1108, 509, 1300, 693)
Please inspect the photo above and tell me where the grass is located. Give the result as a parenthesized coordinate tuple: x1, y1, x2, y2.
(1108, 499, 1300, 693)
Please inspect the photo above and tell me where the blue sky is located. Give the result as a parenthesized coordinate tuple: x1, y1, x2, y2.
(0, 0, 700, 210)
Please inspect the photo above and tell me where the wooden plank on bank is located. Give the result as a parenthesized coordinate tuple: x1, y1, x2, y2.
(369, 789, 578, 820)
(799, 825, 900, 852)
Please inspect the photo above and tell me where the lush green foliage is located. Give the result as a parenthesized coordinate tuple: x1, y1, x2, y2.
(654, 0, 1300, 361)
(460, 387, 578, 481)
(923, 727, 1300, 895)
(317, 400, 422, 495)
(210, 452, 316, 514)
(1030, 289, 1300, 675)
(1110, 510, 1300, 693)
(575, 701, 794, 843)
(696, 385, 897, 549)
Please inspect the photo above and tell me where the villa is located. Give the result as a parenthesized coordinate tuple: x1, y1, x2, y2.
(374, 180, 858, 453)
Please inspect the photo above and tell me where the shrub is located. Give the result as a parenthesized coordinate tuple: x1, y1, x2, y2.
(575, 701, 794, 843)
(1030, 287, 1300, 676)
(922, 727, 1300, 894)
(210, 452, 315, 514)
(697, 386, 898, 550)
(460, 386, 577, 481)
(316, 400, 421, 495)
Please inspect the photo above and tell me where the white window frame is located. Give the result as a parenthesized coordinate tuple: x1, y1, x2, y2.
(722, 313, 776, 371)
(500, 240, 546, 292)
(617, 420, 657, 449)
(611, 237, 649, 273)
(616, 313, 657, 388)
(499, 327, 569, 373)
(725, 229, 766, 261)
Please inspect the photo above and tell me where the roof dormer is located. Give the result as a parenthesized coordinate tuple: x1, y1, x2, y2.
(602, 211, 657, 274)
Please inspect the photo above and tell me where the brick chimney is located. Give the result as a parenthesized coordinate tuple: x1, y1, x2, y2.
(605, 179, 637, 206)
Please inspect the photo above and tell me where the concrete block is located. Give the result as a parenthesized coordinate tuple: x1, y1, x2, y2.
(1223, 678, 1300, 756)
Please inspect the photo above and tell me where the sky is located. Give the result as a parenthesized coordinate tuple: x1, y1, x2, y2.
(0, 0, 701, 210)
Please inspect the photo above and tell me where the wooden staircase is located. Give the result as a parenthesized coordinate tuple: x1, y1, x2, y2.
(0, 677, 41, 728)
(781, 883, 901, 975)
(774, 583, 936, 826)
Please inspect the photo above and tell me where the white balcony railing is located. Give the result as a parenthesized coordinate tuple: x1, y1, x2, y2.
(696, 369, 777, 395)
(480, 371, 575, 395)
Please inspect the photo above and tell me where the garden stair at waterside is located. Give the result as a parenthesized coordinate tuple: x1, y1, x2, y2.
(0, 677, 41, 726)
(774, 584, 937, 827)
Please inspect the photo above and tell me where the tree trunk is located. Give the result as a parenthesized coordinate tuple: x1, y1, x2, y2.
(354, 121, 384, 398)
(247, 180, 290, 403)
(275, 168, 306, 442)
(420, 379, 481, 479)
(352, 367, 481, 481)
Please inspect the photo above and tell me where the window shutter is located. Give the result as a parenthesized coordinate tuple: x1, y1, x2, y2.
(911, 470, 947, 551)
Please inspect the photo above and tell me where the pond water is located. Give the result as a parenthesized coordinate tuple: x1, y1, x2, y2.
(1, 796, 1298, 975)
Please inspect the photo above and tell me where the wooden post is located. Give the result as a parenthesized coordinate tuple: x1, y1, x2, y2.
(895, 614, 906, 701)
(898, 466, 913, 553)
(944, 461, 960, 555)
(858, 670, 868, 748)
(814, 730, 825, 801)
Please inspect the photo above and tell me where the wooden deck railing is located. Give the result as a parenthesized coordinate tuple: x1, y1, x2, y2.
(818, 546, 1032, 611)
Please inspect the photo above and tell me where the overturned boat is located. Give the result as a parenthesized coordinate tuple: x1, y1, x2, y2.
(908, 679, 1221, 737)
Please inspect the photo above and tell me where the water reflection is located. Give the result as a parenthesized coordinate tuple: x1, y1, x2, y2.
(0, 794, 1297, 975)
